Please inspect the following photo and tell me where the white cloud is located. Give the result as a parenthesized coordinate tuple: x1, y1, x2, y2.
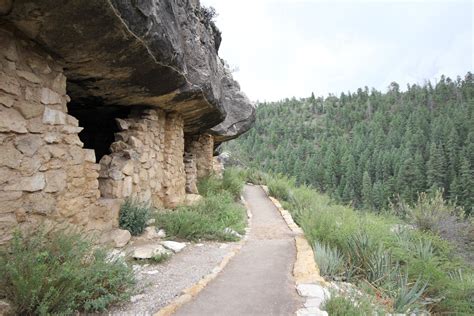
(201, 0, 473, 101)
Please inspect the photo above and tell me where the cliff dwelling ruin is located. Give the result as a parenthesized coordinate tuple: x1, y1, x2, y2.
(0, 0, 255, 244)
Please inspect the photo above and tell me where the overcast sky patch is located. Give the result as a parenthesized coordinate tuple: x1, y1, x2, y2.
(201, 0, 473, 101)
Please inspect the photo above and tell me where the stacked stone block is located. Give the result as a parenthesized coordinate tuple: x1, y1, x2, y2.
(184, 152, 198, 194)
(186, 133, 214, 179)
(0, 28, 117, 243)
(99, 109, 186, 208)
(0, 27, 218, 244)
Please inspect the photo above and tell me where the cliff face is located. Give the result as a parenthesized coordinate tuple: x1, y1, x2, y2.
(3, 0, 255, 136)
(0, 0, 255, 244)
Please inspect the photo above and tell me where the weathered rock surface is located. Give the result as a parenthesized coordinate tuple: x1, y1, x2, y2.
(157, 229, 167, 238)
(162, 240, 186, 253)
(296, 283, 331, 299)
(142, 226, 161, 240)
(4, 0, 255, 137)
(0, 1, 255, 245)
(108, 228, 132, 248)
(210, 74, 256, 143)
(133, 243, 171, 259)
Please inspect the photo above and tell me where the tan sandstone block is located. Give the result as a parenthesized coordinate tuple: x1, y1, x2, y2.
(15, 101, 44, 119)
(4, 173, 45, 192)
(0, 73, 20, 95)
(44, 169, 67, 193)
(0, 143, 22, 169)
(0, 107, 28, 133)
(26, 117, 45, 133)
(40, 88, 62, 105)
(16, 69, 41, 84)
(23, 192, 56, 215)
(0, 95, 14, 108)
(42, 106, 66, 125)
(15, 134, 43, 156)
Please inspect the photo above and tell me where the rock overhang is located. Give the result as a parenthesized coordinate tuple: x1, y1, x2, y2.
(2, 0, 255, 139)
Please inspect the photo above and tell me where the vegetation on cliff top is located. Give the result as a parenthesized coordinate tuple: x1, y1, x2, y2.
(228, 73, 474, 312)
(226, 73, 474, 215)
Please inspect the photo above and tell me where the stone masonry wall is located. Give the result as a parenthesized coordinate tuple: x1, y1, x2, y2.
(186, 133, 214, 179)
(99, 109, 186, 208)
(212, 156, 224, 177)
(184, 133, 214, 195)
(184, 152, 198, 194)
(0, 26, 215, 244)
(0, 28, 118, 244)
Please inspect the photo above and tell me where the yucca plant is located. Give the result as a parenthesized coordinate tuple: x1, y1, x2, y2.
(412, 238, 435, 261)
(346, 231, 376, 276)
(367, 245, 393, 286)
(392, 272, 428, 313)
(313, 241, 344, 279)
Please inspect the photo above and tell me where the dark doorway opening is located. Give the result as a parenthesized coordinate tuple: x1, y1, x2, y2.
(67, 101, 131, 162)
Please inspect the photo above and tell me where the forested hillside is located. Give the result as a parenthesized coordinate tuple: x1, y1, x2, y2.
(226, 73, 474, 214)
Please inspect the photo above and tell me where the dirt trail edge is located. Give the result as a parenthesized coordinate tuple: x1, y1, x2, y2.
(174, 184, 302, 316)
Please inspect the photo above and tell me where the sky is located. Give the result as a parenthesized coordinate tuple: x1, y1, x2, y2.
(201, 0, 473, 102)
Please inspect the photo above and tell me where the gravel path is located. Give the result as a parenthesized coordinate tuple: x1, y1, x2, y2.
(109, 241, 237, 315)
(175, 185, 302, 316)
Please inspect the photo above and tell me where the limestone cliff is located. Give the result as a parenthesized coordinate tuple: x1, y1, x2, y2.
(0, 0, 255, 244)
(2, 0, 255, 136)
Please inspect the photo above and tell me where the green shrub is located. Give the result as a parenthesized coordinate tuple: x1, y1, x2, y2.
(222, 168, 244, 199)
(0, 229, 134, 315)
(322, 294, 376, 316)
(197, 167, 244, 200)
(119, 199, 151, 236)
(242, 168, 268, 185)
(313, 241, 344, 279)
(235, 170, 474, 313)
(156, 191, 245, 241)
(197, 174, 222, 197)
(408, 191, 457, 233)
(267, 175, 294, 201)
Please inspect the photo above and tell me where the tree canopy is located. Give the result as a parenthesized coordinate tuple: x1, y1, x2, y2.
(225, 73, 474, 215)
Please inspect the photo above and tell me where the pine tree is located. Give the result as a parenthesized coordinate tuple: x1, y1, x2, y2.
(459, 156, 474, 215)
(427, 142, 447, 193)
(362, 171, 373, 209)
(225, 73, 473, 213)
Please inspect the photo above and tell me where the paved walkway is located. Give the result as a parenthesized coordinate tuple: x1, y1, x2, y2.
(174, 185, 302, 316)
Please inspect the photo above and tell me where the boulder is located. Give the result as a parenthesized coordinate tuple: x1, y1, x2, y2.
(161, 240, 186, 253)
(304, 297, 324, 308)
(157, 229, 166, 238)
(107, 229, 132, 248)
(133, 243, 170, 259)
(142, 226, 161, 240)
(296, 284, 331, 299)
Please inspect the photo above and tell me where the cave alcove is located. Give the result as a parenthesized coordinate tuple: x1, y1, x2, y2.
(67, 99, 131, 163)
